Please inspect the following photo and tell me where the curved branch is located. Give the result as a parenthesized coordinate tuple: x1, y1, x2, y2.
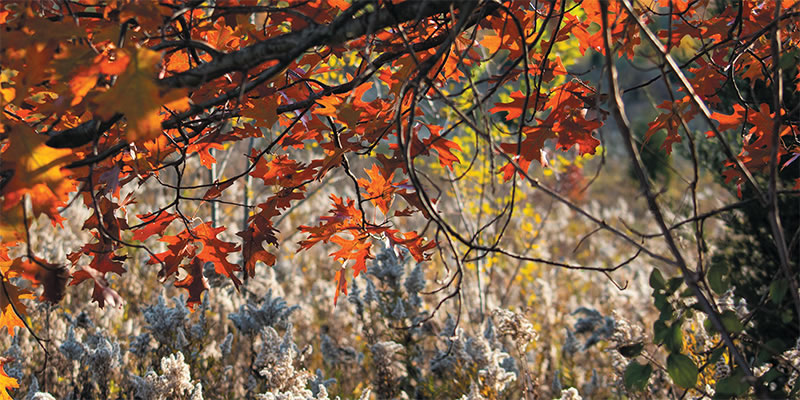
(606, 0, 756, 383)
(158, 0, 459, 89)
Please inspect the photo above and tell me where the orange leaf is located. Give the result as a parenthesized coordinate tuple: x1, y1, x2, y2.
(133, 212, 178, 242)
(0, 205, 26, 244)
(194, 223, 242, 288)
(0, 260, 33, 334)
(480, 34, 503, 53)
(328, 235, 372, 306)
(499, 125, 554, 176)
(710, 104, 746, 134)
(329, 0, 351, 10)
(174, 258, 209, 310)
(357, 164, 395, 215)
(237, 220, 278, 278)
(387, 230, 435, 263)
(333, 268, 347, 305)
(148, 236, 194, 280)
(67, 68, 99, 106)
(315, 95, 343, 117)
(0, 360, 18, 400)
(203, 180, 234, 201)
(329, 235, 372, 278)
(425, 131, 462, 171)
(490, 91, 542, 121)
(94, 48, 188, 142)
(186, 137, 225, 169)
(298, 194, 362, 250)
(98, 49, 132, 76)
(241, 95, 280, 127)
(251, 154, 316, 187)
(0, 124, 76, 222)
(5, 257, 69, 304)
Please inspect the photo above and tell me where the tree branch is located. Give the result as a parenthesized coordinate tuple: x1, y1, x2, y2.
(605, 0, 756, 385)
(158, 0, 459, 89)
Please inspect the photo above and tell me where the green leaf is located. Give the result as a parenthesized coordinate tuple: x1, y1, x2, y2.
(707, 263, 728, 295)
(704, 316, 716, 336)
(654, 320, 669, 345)
(779, 50, 799, 70)
(667, 353, 698, 389)
(715, 370, 749, 396)
(650, 268, 666, 291)
(763, 339, 786, 356)
(666, 277, 683, 296)
(618, 342, 644, 358)
(791, 377, 800, 398)
(658, 304, 674, 322)
(760, 367, 781, 383)
(769, 279, 788, 305)
(709, 347, 725, 364)
(758, 339, 786, 364)
(689, 301, 705, 312)
(782, 308, 794, 323)
(720, 310, 744, 334)
(654, 292, 671, 315)
(664, 321, 684, 353)
(623, 360, 652, 391)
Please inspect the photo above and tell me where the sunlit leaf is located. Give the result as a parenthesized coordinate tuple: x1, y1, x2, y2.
(0, 124, 76, 222)
(94, 47, 188, 142)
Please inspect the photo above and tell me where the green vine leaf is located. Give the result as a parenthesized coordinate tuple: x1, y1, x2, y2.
(667, 353, 698, 389)
(623, 360, 652, 391)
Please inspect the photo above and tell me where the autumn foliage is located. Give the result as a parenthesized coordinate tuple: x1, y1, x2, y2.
(2, 0, 800, 397)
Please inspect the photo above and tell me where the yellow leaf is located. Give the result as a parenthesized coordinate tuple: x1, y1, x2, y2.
(0, 124, 76, 222)
(0, 273, 32, 335)
(0, 361, 17, 400)
(68, 69, 99, 106)
(162, 87, 191, 113)
(0, 71, 15, 104)
(94, 48, 188, 143)
(0, 204, 25, 244)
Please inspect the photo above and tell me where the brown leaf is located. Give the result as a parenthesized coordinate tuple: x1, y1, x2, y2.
(174, 258, 209, 310)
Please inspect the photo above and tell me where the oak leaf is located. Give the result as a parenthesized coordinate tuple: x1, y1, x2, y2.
(357, 164, 395, 215)
(174, 258, 209, 310)
(69, 264, 123, 309)
(0, 124, 76, 222)
(237, 219, 278, 278)
(0, 360, 17, 400)
(0, 260, 33, 334)
(194, 223, 243, 288)
(0, 205, 26, 244)
(133, 212, 178, 242)
(94, 47, 189, 142)
(4, 257, 69, 304)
